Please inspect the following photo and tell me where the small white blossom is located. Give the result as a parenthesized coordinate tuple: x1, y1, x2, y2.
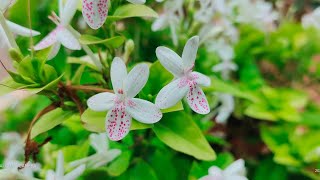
(302, 7, 320, 29)
(199, 159, 248, 180)
(0, 90, 33, 112)
(34, 0, 80, 60)
(82, 0, 148, 30)
(152, 0, 184, 46)
(1, 132, 41, 178)
(214, 93, 235, 124)
(233, 0, 278, 31)
(46, 151, 86, 180)
(69, 133, 121, 168)
(155, 36, 211, 114)
(87, 57, 162, 141)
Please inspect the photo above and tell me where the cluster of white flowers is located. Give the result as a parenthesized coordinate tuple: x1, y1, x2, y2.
(193, 0, 278, 124)
(88, 36, 211, 141)
(199, 159, 248, 180)
(302, 7, 320, 29)
(0, 132, 40, 179)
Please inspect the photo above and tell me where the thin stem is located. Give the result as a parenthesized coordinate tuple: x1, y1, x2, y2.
(27, 0, 34, 56)
(26, 103, 57, 141)
(67, 85, 113, 93)
(67, 25, 103, 71)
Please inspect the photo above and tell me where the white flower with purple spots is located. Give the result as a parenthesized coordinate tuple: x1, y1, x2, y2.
(82, 0, 147, 30)
(155, 36, 211, 114)
(87, 57, 163, 141)
(199, 159, 248, 180)
(34, 0, 80, 59)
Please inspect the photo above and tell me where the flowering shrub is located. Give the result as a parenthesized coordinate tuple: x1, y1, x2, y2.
(1, 0, 320, 179)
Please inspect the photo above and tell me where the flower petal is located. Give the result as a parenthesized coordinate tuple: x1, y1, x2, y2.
(34, 28, 59, 50)
(191, 71, 211, 87)
(48, 43, 61, 60)
(126, 0, 146, 4)
(6, 21, 40, 37)
(151, 15, 169, 31)
(0, 0, 16, 12)
(63, 164, 86, 180)
(155, 77, 189, 109)
(124, 63, 149, 98)
(56, 27, 81, 50)
(89, 133, 108, 153)
(87, 92, 116, 111)
(225, 175, 248, 180)
(182, 36, 199, 70)
(224, 159, 246, 176)
(82, 0, 109, 29)
(126, 98, 162, 124)
(106, 103, 131, 141)
(61, 0, 78, 26)
(56, 151, 65, 177)
(45, 170, 56, 180)
(186, 82, 210, 114)
(111, 57, 127, 94)
(156, 46, 184, 77)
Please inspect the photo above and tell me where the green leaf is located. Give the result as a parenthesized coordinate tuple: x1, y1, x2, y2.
(245, 104, 278, 121)
(34, 46, 54, 61)
(142, 61, 173, 99)
(71, 65, 86, 85)
(205, 77, 259, 102)
(131, 120, 153, 130)
(81, 109, 153, 133)
(254, 157, 288, 180)
(153, 112, 216, 161)
(161, 101, 184, 113)
(130, 160, 158, 180)
(107, 151, 132, 177)
(81, 109, 105, 133)
(79, 35, 125, 48)
(31, 108, 73, 139)
(108, 4, 158, 21)
(17, 56, 44, 83)
(68, 56, 100, 71)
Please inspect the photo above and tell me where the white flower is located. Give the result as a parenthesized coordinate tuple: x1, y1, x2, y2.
(0, 90, 33, 112)
(199, 159, 247, 180)
(46, 151, 86, 180)
(0, 0, 40, 44)
(214, 93, 235, 124)
(234, 0, 278, 31)
(82, 0, 147, 30)
(195, 0, 232, 23)
(69, 133, 121, 168)
(155, 36, 211, 114)
(87, 57, 162, 141)
(0, 169, 35, 180)
(205, 38, 236, 62)
(34, 0, 80, 60)
(151, 0, 183, 46)
(302, 8, 320, 29)
(1, 132, 41, 178)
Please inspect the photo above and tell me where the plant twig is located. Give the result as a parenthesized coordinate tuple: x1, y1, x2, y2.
(19, 103, 57, 170)
(66, 85, 114, 93)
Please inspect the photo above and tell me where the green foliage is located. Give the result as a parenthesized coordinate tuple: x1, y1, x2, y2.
(153, 112, 216, 161)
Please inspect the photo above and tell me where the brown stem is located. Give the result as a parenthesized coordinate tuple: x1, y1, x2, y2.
(66, 85, 114, 93)
(59, 82, 85, 114)
(26, 103, 57, 140)
(20, 103, 57, 170)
